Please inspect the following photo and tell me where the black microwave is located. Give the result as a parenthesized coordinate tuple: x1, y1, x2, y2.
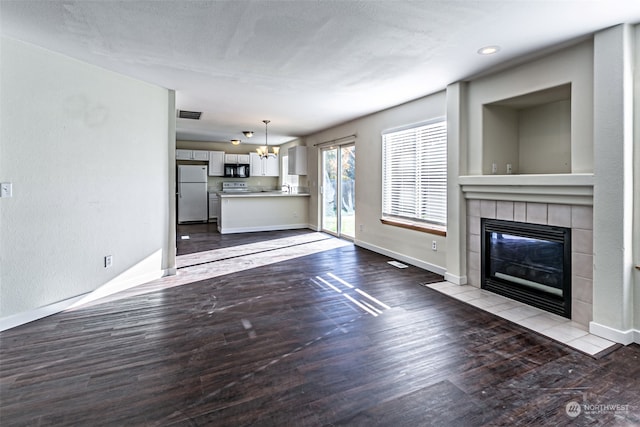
(224, 163, 250, 178)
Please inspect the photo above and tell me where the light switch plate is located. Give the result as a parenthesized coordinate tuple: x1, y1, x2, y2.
(1, 183, 12, 198)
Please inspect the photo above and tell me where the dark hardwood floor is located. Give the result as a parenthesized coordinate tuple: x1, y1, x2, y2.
(1, 225, 639, 426)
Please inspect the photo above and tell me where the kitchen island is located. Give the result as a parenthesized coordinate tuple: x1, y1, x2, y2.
(217, 192, 310, 234)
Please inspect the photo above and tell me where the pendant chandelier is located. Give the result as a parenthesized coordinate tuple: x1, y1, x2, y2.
(256, 119, 279, 159)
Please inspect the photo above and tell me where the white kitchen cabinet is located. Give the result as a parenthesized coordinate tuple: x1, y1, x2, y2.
(225, 154, 250, 164)
(176, 149, 192, 160)
(288, 146, 307, 175)
(176, 149, 210, 161)
(250, 152, 262, 176)
(208, 151, 225, 176)
(265, 155, 279, 176)
(250, 152, 279, 177)
(208, 193, 219, 220)
(193, 150, 209, 161)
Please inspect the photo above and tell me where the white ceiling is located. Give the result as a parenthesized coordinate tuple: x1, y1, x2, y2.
(2, 1, 640, 145)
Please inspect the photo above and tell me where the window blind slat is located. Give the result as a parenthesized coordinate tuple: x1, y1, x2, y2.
(382, 120, 447, 226)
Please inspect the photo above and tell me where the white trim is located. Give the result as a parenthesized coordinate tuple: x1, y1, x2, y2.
(0, 268, 173, 332)
(354, 240, 446, 276)
(0, 294, 87, 332)
(459, 173, 594, 206)
(589, 321, 638, 345)
(444, 272, 467, 285)
(219, 223, 310, 234)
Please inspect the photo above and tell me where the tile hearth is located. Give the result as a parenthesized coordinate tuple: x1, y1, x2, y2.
(427, 281, 616, 357)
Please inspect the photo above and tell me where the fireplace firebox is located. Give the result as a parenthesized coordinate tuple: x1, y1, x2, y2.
(481, 219, 571, 318)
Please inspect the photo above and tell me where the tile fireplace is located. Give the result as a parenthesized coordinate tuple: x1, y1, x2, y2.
(466, 198, 593, 328)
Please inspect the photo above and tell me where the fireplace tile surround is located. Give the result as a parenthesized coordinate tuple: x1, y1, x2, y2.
(466, 199, 593, 328)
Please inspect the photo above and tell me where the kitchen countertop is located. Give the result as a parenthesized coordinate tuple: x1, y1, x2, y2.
(217, 191, 310, 198)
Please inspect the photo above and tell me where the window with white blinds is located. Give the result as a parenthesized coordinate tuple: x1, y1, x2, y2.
(382, 119, 447, 227)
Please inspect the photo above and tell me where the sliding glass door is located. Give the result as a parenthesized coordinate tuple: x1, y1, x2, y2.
(321, 144, 355, 238)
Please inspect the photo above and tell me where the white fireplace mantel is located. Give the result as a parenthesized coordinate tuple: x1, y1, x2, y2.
(458, 173, 594, 206)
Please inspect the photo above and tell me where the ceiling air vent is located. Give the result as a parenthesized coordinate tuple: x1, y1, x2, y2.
(177, 110, 202, 120)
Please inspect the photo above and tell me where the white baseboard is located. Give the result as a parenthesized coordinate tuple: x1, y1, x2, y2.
(0, 294, 88, 332)
(444, 272, 468, 285)
(219, 223, 310, 234)
(354, 240, 446, 276)
(589, 321, 639, 345)
(0, 267, 171, 332)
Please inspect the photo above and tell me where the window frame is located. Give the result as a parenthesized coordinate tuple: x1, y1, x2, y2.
(381, 118, 447, 236)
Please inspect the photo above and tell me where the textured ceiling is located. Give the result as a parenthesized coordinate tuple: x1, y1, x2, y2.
(2, 0, 640, 145)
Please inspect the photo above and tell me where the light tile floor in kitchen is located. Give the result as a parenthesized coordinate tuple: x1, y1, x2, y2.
(427, 281, 617, 356)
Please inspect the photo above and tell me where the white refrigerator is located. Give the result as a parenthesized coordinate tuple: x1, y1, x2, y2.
(177, 165, 208, 223)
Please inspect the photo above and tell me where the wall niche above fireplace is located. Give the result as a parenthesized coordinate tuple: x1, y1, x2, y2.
(482, 83, 571, 175)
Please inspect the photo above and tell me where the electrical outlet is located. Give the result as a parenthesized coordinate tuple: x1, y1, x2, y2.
(359, 224, 364, 232)
(104, 255, 113, 268)
(431, 241, 437, 251)
(0, 182, 12, 198)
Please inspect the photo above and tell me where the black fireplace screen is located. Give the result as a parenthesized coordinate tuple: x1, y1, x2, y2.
(481, 219, 571, 318)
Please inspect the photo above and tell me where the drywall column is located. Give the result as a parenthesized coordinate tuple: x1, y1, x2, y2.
(166, 90, 177, 275)
(445, 82, 468, 284)
(634, 25, 640, 342)
(591, 24, 636, 344)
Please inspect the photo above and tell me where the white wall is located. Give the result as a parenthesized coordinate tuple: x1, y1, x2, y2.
(0, 38, 172, 324)
(518, 100, 571, 174)
(635, 25, 640, 337)
(306, 92, 448, 274)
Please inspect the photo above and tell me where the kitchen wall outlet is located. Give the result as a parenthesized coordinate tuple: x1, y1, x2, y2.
(431, 241, 437, 251)
(1, 182, 12, 198)
(104, 255, 113, 268)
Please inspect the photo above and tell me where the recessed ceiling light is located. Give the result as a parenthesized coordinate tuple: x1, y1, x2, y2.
(231, 139, 241, 145)
(478, 45, 501, 55)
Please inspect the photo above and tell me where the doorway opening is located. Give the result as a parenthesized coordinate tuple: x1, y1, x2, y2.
(321, 144, 355, 239)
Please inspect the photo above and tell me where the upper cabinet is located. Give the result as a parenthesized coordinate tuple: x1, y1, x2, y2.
(250, 153, 280, 177)
(265, 155, 279, 176)
(249, 152, 261, 176)
(208, 151, 225, 176)
(176, 149, 209, 161)
(225, 154, 250, 164)
(288, 146, 307, 175)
